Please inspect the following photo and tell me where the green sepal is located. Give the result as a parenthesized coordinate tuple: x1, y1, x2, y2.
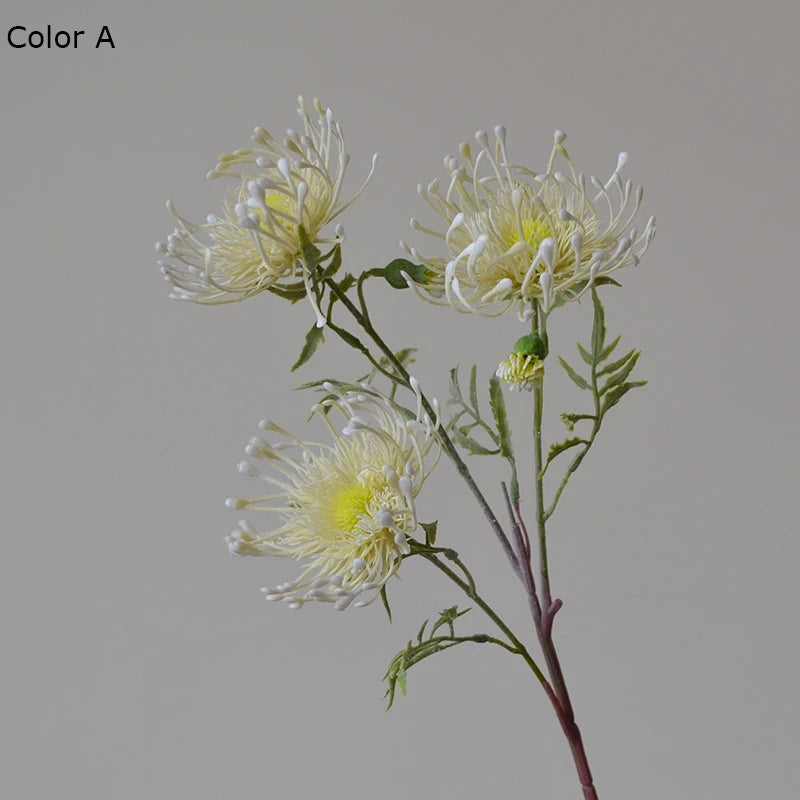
(513, 333, 548, 359)
(420, 520, 438, 547)
(297, 224, 322, 268)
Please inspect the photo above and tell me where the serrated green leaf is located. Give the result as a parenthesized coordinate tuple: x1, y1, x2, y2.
(599, 335, 621, 362)
(597, 346, 635, 377)
(421, 520, 438, 547)
(558, 356, 590, 390)
(291, 324, 325, 371)
(489, 375, 513, 459)
(560, 412, 596, 431)
(591, 288, 606, 359)
(601, 351, 641, 393)
(431, 605, 469, 637)
(380, 585, 392, 623)
(577, 342, 595, 366)
(543, 437, 589, 472)
(469, 364, 479, 412)
(601, 380, 647, 414)
(452, 428, 499, 456)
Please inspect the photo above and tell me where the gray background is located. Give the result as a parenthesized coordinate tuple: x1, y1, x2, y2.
(1, 1, 798, 797)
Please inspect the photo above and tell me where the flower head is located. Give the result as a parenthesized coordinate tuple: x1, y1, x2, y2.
(496, 353, 545, 392)
(156, 96, 378, 324)
(404, 128, 655, 318)
(225, 381, 441, 610)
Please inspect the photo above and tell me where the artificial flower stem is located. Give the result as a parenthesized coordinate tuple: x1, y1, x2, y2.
(528, 314, 599, 799)
(324, 276, 522, 579)
(411, 544, 549, 689)
(414, 544, 599, 799)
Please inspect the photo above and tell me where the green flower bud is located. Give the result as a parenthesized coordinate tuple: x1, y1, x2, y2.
(512, 334, 547, 359)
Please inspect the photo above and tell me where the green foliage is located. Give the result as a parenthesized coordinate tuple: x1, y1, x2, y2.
(297, 224, 322, 268)
(447, 366, 519, 499)
(357, 347, 418, 385)
(383, 606, 471, 709)
(291, 324, 325, 372)
(558, 356, 590, 390)
(420, 520, 438, 547)
(370, 258, 431, 289)
(546, 288, 646, 487)
(489, 376, 513, 460)
(380, 586, 393, 623)
(451, 428, 499, 455)
(447, 366, 500, 451)
(337, 273, 357, 293)
(542, 437, 589, 474)
(266, 280, 307, 304)
(551, 275, 622, 307)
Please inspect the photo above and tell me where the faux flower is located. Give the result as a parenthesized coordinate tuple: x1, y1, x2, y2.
(225, 380, 440, 610)
(403, 128, 655, 318)
(496, 353, 545, 392)
(156, 96, 378, 325)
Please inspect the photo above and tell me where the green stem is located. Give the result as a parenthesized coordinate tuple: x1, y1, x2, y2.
(411, 543, 549, 689)
(543, 325, 603, 523)
(532, 309, 551, 610)
(324, 277, 521, 578)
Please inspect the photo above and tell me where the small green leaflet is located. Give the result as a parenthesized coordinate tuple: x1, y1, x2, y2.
(291, 324, 325, 372)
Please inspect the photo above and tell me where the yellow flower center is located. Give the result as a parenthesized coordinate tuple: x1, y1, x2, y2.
(330, 483, 374, 533)
(520, 216, 552, 247)
(263, 190, 297, 233)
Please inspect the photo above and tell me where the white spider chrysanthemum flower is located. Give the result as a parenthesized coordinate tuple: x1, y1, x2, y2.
(403, 128, 655, 318)
(156, 96, 378, 326)
(225, 381, 441, 610)
(496, 353, 545, 392)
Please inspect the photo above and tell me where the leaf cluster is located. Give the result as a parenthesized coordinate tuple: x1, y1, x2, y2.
(544, 289, 646, 489)
(383, 606, 474, 709)
(447, 365, 519, 500)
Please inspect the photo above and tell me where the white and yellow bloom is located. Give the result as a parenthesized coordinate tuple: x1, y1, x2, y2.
(496, 353, 545, 392)
(403, 128, 655, 318)
(156, 96, 378, 325)
(225, 381, 440, 610)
